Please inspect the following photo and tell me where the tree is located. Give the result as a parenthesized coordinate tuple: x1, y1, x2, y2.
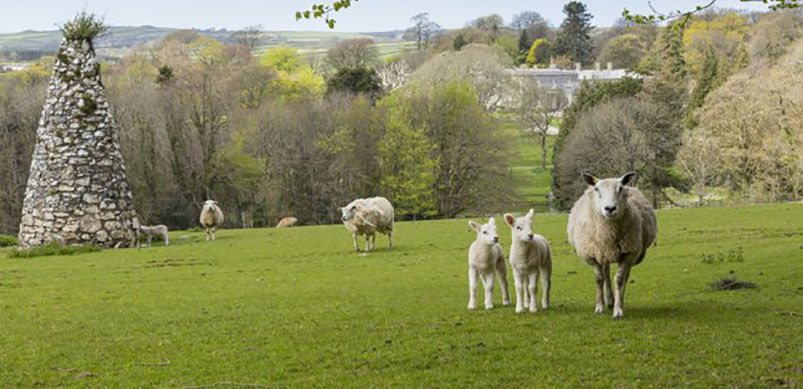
(470, 14, 505, 42)
(231, 25, 263, 51)
(622, 0, 799, 28)
(598, 34, 647, 69)
(555, 1, 594, 65)
(326, 67, 383, 98)
(517, 29, 530, 62)
(405, 13, 440, 50)
(525, 38, 552, 67)
(748, 10, 803, 65)
(514, 79, 566, 170)
(677, 129, 720, 206)
(511, 11, 551, 41)
(325, 38, 380, 70)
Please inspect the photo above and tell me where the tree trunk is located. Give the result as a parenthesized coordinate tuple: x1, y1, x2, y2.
(540, 133, 547, 170)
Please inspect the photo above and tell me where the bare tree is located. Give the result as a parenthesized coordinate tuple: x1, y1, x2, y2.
(514, 79, 567, 170)
(231, 25, 264, 51)
(405, 13, 441, 50)
(325, 38, 380, 70)
(677, 130, 720, 206)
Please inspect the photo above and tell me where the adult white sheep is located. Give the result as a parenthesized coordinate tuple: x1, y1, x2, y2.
(200, 200, 224, 241)
(276, 216, 298, 228)
(467, 216, 510, 310)
(504, 209, 552, 313)
(567, 172, 657, 319)
(340, 196, 394, 252)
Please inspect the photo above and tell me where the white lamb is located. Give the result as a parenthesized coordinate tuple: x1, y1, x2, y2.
(567, 172, 657, 319)
(504, 209, 552, 313)
(340, 196, 394, 252)
(200, 200, 224, 241)
(467, 217, 511, 310)
(138, 225, 169, 247)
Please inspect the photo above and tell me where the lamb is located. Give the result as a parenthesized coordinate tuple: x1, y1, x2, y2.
(504, 209, 552, 313)
(340, 196, 394, 252)
(567, 172, 657, 319)
(138, 225, 169, 247)
(467, 217, 511, 310)
(199, 200, 224, 241)
(276, 217, 298, 228)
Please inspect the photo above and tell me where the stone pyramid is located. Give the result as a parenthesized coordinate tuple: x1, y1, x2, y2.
(18, 31, 139, 248)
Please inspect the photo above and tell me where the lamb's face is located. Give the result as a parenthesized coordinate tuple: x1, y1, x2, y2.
(340, 202, 359, 222)
(505, 209, 535, 243)
(583, 172, 636, 220)
(202, 200, 218, 213)
(469, 217, 499, 245)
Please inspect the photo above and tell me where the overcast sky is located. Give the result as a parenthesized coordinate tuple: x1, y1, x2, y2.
(0, 0, 770, 33)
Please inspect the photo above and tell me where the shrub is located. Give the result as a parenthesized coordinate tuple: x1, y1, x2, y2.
(60, 12, 108, 42)
(7, 242, 101, 258)
(0, 235, 18, 247)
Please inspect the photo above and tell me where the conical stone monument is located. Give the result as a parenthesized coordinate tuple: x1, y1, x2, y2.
(18, 15, 139, 248)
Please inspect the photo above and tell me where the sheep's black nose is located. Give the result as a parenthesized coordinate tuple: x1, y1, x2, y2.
(341, 216, 347, 222)
(604, 206, 617, 213)
(527, 234, 534, 240)
(493, 237, 499, 243)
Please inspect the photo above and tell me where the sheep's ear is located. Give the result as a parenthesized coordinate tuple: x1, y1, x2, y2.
(504, 214, 515, 227)
(620, 171, 637, 186)
(468, 221, 480, 231)
(582, 173, 597, 186)
(526, 209, 534, 219)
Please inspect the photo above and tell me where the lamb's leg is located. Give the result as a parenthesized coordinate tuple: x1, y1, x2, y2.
(603, 263, 614, 309)
(495, 258, 510, 306)
(481, 271, 495, 310)
(592, 262, 605, 314)
(468, 267, 478, 310)
(164, 232, 169, 247)
(528, 271, 538, 312)
(352, 233, 359, 252)
(540, 266, 551, 310)
(513, 270, 525, 313)
(613, 263, 632, 319)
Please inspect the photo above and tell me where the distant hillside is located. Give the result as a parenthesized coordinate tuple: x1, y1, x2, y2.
(0, 26, 411, 61)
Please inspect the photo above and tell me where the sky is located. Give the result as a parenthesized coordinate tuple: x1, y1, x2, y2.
(0, 0, 771, 33)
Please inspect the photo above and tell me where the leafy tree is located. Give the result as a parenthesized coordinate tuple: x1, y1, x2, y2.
(748, 10, 803, 64)
(260, 46, 302, 72)
(325, 38, 380, 70)
(555, 1, 594, 65)
(525, 38, 552, 67)
(511, 11, 551, 41)
(260, 47, 324, 101)
(454, 33, 468, 51)
(682, 13, 749, 77)
(517, 29, 531, 62)
(326, 67, 382, 98)
(470, 14, 505, 42)
(598, 33, 646, 69)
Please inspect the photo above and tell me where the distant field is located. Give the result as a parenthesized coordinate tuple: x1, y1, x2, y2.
(499, 113, 556, 212)
(0, 203, 800, 387)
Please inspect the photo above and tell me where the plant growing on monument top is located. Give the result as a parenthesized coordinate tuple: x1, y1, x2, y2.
(60, 11, 109, 42)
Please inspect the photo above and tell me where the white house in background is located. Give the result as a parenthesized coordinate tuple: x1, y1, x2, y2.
(507, 62, 642, 105)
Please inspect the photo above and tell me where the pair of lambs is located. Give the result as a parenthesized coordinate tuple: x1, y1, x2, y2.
(467, 172, 657, 319)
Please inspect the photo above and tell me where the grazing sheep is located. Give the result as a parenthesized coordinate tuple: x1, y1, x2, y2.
(138, 225, 169, 247)
(276, 217, 298, 228)
(467, 217, 511, 310)
(567, 172, 657, 319)
(200, 200, 224, 241)
(504, 209, 552, 313)
(340, 196, 394, 252)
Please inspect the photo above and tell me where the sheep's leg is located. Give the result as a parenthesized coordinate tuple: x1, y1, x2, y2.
(468, 267, 479, 310)
(613, 263, 632, 319)
(495, 259, 510, 306)
(352, 233, 359, 252)
(603, 263, 614, 309)
(205, 228, 210, 242)
(147, 235, 152, 248)
(592, 263, 605, 314)
(364, 234, 370, 252)
(481, 271, 495, 310)
(211, 227, 216, 241)
(513, 270, 525, 313)
(164, 233, 169, 247)
(540, 266, 551, 310)
(388, 231, 393, 250)
(370, 233, 376, 251)
(528, 271, 538, 312)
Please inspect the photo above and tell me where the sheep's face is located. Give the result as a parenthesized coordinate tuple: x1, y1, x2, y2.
(340, 201, 360, 223)
(504, 209, 535, 243)
(202, 200, 218, 213)
(583, 172, 636, 220)
(469, 217, 499, 245)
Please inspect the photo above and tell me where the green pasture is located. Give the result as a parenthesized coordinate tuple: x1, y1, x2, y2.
(1, 203, 801, 387)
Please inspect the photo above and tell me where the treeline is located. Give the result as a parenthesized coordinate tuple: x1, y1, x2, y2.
(0, 30, 516, 233)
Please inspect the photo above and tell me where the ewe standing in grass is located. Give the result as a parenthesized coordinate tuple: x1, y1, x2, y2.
(467, 217, 511, 310)
(340, 196, 394, 252)
(567, 172, 657, 319)
(504, 209, 552, 313)
(200, 200, 224, 241)
(276, 217, 298, 228)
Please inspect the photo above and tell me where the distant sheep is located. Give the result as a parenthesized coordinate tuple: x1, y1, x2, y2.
(276, 217, 298, 228)
(567, 172, 657, 319)
(200, 200, 224, 241)
(504, 209, 552, 313)
(340, 196, 394, 252)
(138, 225, 169, 247)
(467, 217, 510, 310)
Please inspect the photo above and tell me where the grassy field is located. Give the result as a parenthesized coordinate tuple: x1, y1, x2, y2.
(499, 113, 557, 211)
(1, 203, 801, 387)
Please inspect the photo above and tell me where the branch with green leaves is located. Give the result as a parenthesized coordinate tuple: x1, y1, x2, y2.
(623, 0, 800, 27)
(296, 0, 359, 29)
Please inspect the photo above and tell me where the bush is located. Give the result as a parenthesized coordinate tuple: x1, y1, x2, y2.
(0, 235, 18, 247)
(7, 242, 101, 258)
(60, 12, 108, 42)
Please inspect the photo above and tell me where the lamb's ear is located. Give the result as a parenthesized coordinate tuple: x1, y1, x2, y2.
(504, 213, 515, 227)
(581, 172, 597, 186)
(468, 221, 480, 231)
(526, 209, 534, 219)
(620, 171, 637, 186)
(488, 216, 495, 225)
